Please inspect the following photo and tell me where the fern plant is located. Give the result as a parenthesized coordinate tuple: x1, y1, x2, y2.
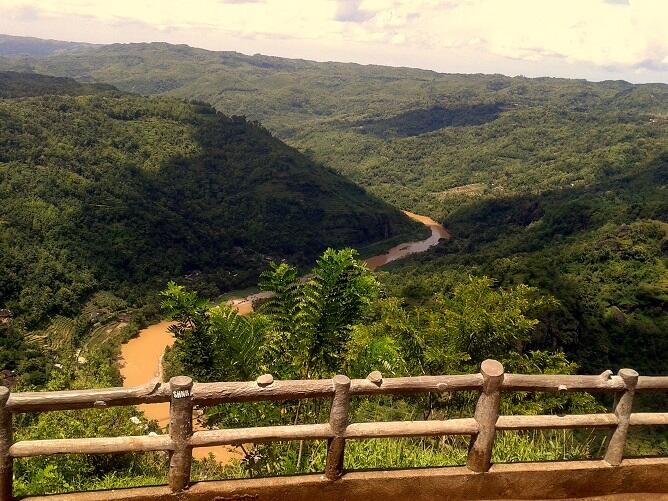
(258, 248, 379, 379)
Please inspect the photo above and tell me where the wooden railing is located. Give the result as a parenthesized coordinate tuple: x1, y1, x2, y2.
(2, 359, 668, 499)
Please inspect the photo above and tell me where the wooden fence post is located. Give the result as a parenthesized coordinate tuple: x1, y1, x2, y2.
(0, 387, 12, 501)
(467, 359, 504, 473)
(168, 376, 193, 492)
(604, 368, 638, 466)
(325, 375, 351, 480)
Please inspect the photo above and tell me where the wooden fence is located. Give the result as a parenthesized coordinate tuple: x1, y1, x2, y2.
(2, 359, 668, 499)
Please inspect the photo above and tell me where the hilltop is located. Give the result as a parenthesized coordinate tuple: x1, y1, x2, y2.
(0, 33, 95, 57)
(0, 70, 419, 327)
(0, 70, 115, 98)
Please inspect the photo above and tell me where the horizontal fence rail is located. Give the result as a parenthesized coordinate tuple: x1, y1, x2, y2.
(9, 372, 667, 413)
(1, 360, 667, 499)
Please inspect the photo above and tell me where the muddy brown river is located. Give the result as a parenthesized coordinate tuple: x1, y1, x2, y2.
(365, 211, 449, 271)
(118, 211, 448, 463)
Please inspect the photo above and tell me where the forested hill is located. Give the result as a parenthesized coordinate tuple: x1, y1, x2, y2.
(0, 71, 418, 327)
(0, 70, 116, 98)
(0, 38, 665, 213)
(0, 37, 666, 371)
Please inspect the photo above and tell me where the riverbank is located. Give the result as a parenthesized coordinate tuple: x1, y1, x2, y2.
(118, 321, 244, 462)
(229, 211, 449, 313)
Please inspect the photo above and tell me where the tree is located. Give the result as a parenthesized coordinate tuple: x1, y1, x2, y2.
(259, 248, 379, 379)
(160, 281, 265, 382)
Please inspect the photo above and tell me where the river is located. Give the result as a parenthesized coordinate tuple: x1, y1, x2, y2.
(118, 211, 448, 462)
(228, 211, 449, 314)
(365, 211, 449, 271)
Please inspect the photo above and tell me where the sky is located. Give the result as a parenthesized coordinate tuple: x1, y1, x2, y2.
(0, 0, 667, 83)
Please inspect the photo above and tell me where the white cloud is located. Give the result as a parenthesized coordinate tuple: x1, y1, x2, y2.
(335, 0, 375, 22)
(365, 0, 667, 71)
(0, 0, 666, 81)
(467, 0, 666, 69)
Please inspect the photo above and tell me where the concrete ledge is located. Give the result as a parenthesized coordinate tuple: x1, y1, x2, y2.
(19, 458, 668, 501)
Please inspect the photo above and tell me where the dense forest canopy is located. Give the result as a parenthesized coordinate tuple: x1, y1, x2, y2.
(0, 70, 418, 327)
(13, 249, 611, 495)
(0, 71, 116, 98)
(1, 38, 665, 216)
(1, 37, 664, 372)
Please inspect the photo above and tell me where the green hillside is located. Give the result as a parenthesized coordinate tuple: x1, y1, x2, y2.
(0, 39, 665, 371)
(0, 71, 419, 327)
(387, 153, 667, 374)
(0, 40, 665, 213)
(0, 70, 115, 98)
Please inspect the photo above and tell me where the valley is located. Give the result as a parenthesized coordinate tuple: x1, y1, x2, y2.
(0, 71, 422, 330)
(1, 37, 665, 373)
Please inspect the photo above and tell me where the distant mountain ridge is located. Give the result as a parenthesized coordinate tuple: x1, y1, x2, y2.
(0, 34, 96, 57)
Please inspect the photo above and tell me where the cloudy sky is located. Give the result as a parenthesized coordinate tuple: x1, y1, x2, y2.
(1, 0, 666, 83)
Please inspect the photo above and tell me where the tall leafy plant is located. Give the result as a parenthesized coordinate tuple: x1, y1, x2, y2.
(259, 248, 379, 379)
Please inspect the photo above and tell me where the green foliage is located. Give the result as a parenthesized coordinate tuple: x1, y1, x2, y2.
(162, 248, 379, 381)
(161, 249, 601, 480)
(0, 323, 50, 387)
(0, 71, 116, 98)
(0, 72, 418, 328)
(346, 277, 560, 377)
(11, 337, 167, 496)
(161, 281, 267, 382)
(2, 41, 663, 216)
(425, 277, 557, 365)
(13, 406, 164, 496)
(2, 39, 663, 372)
(216, 428, 599, 480)
(259, 248, 380, 378)
(395, 215, 668, 373)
